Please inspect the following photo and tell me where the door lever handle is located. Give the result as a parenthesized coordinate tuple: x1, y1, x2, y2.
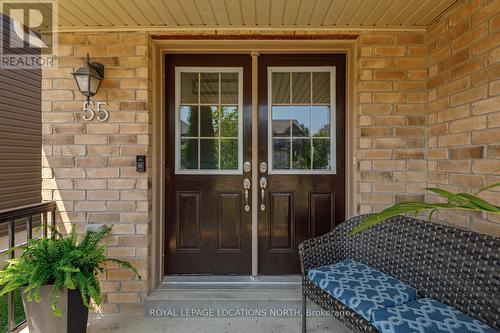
(243, 178, 251, 212)
(259, 177, 267, 211)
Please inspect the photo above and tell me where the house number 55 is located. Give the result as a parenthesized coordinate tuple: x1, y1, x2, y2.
(82, 101, 109, 122)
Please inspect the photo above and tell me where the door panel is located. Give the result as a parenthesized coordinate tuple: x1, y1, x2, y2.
(258, 54, 346, 274)
(165, 54, 252, 274)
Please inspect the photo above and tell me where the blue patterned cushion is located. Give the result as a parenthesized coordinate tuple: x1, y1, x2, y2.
(307, 259, 418, 321)
(372, 298, 497, 333)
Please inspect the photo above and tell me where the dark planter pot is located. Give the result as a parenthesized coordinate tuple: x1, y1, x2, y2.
(21, 285, 88, 333)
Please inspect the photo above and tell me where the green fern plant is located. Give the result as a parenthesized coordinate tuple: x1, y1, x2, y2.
(0, 225, 140, 316)
(351, 182, 500, 235)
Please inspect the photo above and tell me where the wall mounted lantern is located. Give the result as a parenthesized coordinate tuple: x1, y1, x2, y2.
(72, 53, 104, 103)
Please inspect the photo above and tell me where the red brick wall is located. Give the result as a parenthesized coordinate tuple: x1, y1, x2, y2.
(427, 0, 500, 235)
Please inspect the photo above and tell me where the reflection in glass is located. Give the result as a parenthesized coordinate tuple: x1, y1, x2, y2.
(221, 73, 238, 104)
(179, 105, 198, 137)
(272, 72, 290, 104)
(221, 106, 238, 137)
(313, 72, 330, 104)
(292, 72, 310, 104)
(291, 105, 310, 137)
(313, 139, 331, 169)
(311, 106, 330, 137)
(180, 73, 198, 104)
(273, 139, 290, 169)
(200, 73, 219, 103)
(272, 106, 290, 136)
(292, 139, 311, 169)
(200, 139, 219, 169)
(181, 139, 198, 169)
(200, 106, 219, 137)
(220, 139, 238, 169)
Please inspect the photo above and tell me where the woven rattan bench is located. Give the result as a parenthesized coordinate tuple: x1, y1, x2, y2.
(298, 215, 500, 333)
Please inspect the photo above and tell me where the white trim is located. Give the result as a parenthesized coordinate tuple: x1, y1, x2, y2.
(267, 66, 337, 175)
(174, 67, 244, 175)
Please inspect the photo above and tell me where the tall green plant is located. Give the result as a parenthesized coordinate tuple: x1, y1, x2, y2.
(0, 225, 140, 316)
(351, 183, 500, 235)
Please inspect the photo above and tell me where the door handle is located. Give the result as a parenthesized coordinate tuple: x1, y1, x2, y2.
(259, 177, 267, 211)
(243, 178, 251, 212)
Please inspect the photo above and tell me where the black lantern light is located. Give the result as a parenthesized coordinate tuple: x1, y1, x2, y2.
(72, 53, 104, 103)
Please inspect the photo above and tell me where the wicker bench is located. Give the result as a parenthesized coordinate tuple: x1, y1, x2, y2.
(299, 215, 500, 333)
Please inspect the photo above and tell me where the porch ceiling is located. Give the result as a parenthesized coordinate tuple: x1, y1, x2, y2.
(56, 0, 458, 32)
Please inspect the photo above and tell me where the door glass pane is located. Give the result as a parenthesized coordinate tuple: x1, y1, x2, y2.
(313, 139, 331, 169)
(200, 139, 219, 169)
(180, 73, 198, 104)
(292, 139, 311, 169)
(180, 105, 198, 137)
(220, 106, 238, 137)
(272, 106, 290, 136)
(292, 72, 310, 104)
(311, 106, 330, 137)
(181, 139, 198, 169)
(200, 105, 219, 137)
(177, 69, 242, 173)
(220, 139, 238, 169)
(291, 106, 310, 137)
(200, 73, 219, 104)
(272, 72, 290, 104)
(221, 73, 238, 104)
(272, 139, 290, 169)
(269, 68, 335, 173)
(313, 72, 330, 104)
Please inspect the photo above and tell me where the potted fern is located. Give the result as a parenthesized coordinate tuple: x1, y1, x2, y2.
(0, 225, 140, 333)
(352, 182, 500, 235)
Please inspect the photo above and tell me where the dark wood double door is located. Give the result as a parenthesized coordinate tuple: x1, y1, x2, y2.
(165, 54, 345, 275)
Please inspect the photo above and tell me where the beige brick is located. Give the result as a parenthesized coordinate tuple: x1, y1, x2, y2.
(121, 191, 148, 201)
(451, 57, 487, 80)
(120, 124, 148, 134)
(487, 145, 500, 158)
(450, 115, 486, 132)
(360, 127, 392, 137)
(372, 138, 405, 148)
(472, 128, 500, 144)
(374, 116, 405, 126)
(449, 146, 484, 159)
(450, 85, 488, 106)
(360, 193, 393, 204)
(437, 105, 469, 122)
(53, 168, 86, 178)
(87, 123, 120, 134)
(472, 30, 500, 56)
(87, 34, 118, 45)
(472, 95, 500, 115)
(374, 47, 406, 57)
(361, 34, 394, 45)
(437, 78, 469, 98)
(396, 34, 424, 45)
(472, 160, 500, 173)
(87, 190, 120, 200)
(394, 58, 426, 69)
(74, 179, 107, 190)
(373, 160, 406, 170)
(472, 0, 500, 26)
(107, 270, 136, 280)
(438, 160, 470, 172)
(108, 179, 136, 190)
(107, 201, 137, 212)
(359, 58, 393, 69)
(107, 45, 135, 56)
(438, 133, 470, 147)
(108, 293, 140, 304)
(488, 112, 500, 128)
(107, 247, 135, 257)
(75, 201, 106, 211)
(372, 70, 406, 80)
(75, 157, 107, 168)
(372, 183, 406, 192)
(373, 93, 405, 103)
(74, 135, 108, 145)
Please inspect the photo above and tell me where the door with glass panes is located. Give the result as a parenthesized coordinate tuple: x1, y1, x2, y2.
(165, 54, 252, 274)
(257, 54, 345, 274)
(165, 54, 345, 275)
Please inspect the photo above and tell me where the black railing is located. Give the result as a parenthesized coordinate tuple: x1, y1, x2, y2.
(0, 201, 57, 333)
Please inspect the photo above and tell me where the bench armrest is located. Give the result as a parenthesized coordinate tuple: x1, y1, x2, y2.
(298, 214, 370, 274)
